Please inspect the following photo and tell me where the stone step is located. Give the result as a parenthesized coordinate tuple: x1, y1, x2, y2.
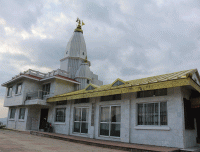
(30, 131, 180, 152)
(180, 146, 200, 152)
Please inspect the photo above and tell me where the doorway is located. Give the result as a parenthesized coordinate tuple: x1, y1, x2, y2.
(39, 109, 49, 129)
(194, 108, 200, 143)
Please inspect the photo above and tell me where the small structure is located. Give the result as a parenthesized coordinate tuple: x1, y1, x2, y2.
(2, 19, 200, 149)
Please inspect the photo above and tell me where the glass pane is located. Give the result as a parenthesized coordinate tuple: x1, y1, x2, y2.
(74, 108, 81, 121)
(111, 106, 121, 122)
(100, 123, 109, 136)
(101, 107, 109, 122)
(154, 103, 159, 125)
(10, 109, 16, 119)
(19, 108, 25, 119)
(74, 122, 80, 132)
(155, 89, 167, 96)
(81, 122, 88, 133)
(160, 102, 167, 125)
(144, 103, 154, 125)
(144, 90, 154, 97)
(56, 109, 65, 122)
(18, 84, 22, 94)
(82, 108, 88, 121)
(110, 124, 120, 137)
(138, 104, 143, 125)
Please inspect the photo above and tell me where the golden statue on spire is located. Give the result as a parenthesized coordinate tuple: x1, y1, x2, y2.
(74, 18, 85, 33)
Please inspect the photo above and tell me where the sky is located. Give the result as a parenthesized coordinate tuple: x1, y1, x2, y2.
(1, 0, 200, 118)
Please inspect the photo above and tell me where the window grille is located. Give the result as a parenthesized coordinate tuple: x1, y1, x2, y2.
(138, 102, 167, 125)
(56, 101, 67, 105)
(55, 108, 66, 122)
(101, 94, 121, 102)
(74, 98, 89, 104)
(137, 88, 167, 98)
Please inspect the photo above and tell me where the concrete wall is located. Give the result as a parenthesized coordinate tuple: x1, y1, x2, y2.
(48, 102, 70, 134)
(130, 87, 185, 148)
(5, 86, 196, 149)
(53, 79, 75, 96)
(4, 79, 41, 107)
(45, 87, 190, 148)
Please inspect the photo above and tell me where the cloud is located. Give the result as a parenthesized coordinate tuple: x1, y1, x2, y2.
(1, 0, 200, 117)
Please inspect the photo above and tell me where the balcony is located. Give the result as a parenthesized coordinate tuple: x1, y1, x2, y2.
(25, 91, 50, 106)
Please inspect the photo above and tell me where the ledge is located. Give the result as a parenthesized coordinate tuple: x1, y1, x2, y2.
(134, 125, 170, 131)
(54, 122, 66, 125)
(15, 93, 22, 96)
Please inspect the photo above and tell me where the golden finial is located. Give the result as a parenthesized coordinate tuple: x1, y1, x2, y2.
(84, 56, 88, 63)
(74, 18, 85, 33)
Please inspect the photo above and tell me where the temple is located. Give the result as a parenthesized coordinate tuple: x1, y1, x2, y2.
(2, 18, 200, 149)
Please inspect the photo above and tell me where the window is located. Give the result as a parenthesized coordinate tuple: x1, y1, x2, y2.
(56, 101, 67, 105)
(10, 108, 16, 119)
(101, 94, 121, 102)
(55, 108, 66, 122)
(100, 106, 121, 137)
(137, 88, 167, 98)
(86, 85, 95, 91)
(74, 98, 89, 104)
(16, 83, 22, 94)
(7, 86, 12, 96)
(112, 80, 124, 87)
(87, 79, 90, 84)
(138, 102, 167, 125)
(74, 107, 89, 133)
(19, 108, 25, 120)
(42, 83, 50, 95)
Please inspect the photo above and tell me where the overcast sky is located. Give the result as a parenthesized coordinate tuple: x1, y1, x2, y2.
(1, 0, 200, 118)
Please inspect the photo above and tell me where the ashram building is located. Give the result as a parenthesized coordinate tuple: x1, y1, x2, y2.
(2, 19, 200, 149)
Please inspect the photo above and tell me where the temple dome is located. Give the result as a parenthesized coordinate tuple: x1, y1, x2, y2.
(75, 62, 92, 79)
(65, 31, 87, 59)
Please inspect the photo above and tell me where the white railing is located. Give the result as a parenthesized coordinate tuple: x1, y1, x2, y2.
(26, 90, 49, 100)
(12, 69, 69, 80)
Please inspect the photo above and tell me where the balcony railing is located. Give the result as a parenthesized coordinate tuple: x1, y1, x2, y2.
(26, 90, 49, 100)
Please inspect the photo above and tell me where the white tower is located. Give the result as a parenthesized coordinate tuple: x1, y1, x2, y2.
(60, 18, 103, 90)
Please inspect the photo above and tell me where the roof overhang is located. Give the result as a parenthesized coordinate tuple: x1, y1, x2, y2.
(40, 76, 80, 84)
(1, 75, 40, 87)
(2, 74, 80, 87)
(47, 77, 200, 102)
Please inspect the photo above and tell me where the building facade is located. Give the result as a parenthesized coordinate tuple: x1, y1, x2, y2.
(2, 19, 200, 149)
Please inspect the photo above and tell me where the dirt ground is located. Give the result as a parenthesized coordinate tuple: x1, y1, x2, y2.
(0, 129, 127, 152)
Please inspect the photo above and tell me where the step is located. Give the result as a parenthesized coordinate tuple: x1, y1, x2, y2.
(30, 131, 180, 152)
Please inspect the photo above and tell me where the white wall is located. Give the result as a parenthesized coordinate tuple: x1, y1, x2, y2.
(130, 87, 185, 148)
(53, 79, 75, 96)
(4, 79, 41, 107)
(48, 102, 70, 134)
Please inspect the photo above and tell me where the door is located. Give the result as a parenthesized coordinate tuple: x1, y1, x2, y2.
(39, 109, 49, 129)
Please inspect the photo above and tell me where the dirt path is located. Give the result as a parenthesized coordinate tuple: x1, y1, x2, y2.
(0, 129, 127, 152)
